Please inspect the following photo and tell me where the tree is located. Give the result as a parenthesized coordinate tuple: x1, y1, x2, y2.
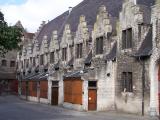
(0, 11, 22, 56)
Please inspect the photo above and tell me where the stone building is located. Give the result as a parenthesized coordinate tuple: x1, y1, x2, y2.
(17, 0, 160, 117)
(0, 50, 17, 94)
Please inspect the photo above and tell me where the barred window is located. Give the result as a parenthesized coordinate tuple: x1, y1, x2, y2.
(96, 36, 103, 55)
(122, 72, 133, 92)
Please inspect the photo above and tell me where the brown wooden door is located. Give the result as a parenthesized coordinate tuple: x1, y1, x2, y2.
(52, 87, 58, 105)
(88, 89, 97, 111)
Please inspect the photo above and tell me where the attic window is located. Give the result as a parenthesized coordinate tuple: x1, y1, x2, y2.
(40, 54, 44, 65)
(96, 36, 103, 55)
(33, 57, 36, 67)
(50, 52, 54, 63)
(76, 43, 83, 58)
(62, 48, 67, 61)
(122, 28, 132, 49)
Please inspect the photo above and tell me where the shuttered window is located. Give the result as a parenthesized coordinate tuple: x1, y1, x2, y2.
(28, 81, 37, 97)
(96, 37, 103, 54)
(122, 72, 133, 92)
(122, 28, 132, 49)
(40, 81, 48, 99)
(64, 79, 82, 105)
(76, 43, 83, 58)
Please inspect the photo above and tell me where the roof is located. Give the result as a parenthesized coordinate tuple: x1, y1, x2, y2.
(36, 11, 69, 45)
(66, 57, 74, 67)
(36, 0, 154, 46)
(84, 50, 92, 65)
(105, 42, 117, 61)
(64, 70, 82, 78)
(134, 26, 152, 57)
(24, 32, 35, 40)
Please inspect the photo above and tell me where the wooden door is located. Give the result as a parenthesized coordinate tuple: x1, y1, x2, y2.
(88, 89, 97, 111)
(52, 87, 58, 105)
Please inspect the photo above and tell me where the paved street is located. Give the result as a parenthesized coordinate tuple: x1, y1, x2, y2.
(0, 95, 158, 120)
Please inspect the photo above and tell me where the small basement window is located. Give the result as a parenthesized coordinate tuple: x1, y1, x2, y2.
(88, 81, 97, 88)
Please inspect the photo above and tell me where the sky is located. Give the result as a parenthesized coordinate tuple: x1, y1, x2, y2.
(0, 0, 83, 33)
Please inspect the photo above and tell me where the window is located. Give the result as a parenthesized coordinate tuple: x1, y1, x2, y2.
(21, 61, 23, 68)
(10, 61, 15, 67)
(33, 57, 36, 67)
(50, 52, 54, 63)
(88, 81, 97, 88)
(62, 48, 67, 61)
(30, 57, 32, 66)
(122, 72, 133, 92)
(52, 81, 59, 87)
(26, 59, 29, 68)
(76, 43, 83, 58)
(40, 54, 44, 65)
(122, 28, 132, 49)
(1, 60, 7, 66)
(96, 36, 103, 54)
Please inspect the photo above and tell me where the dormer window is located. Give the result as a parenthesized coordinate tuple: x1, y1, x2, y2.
(96, 36, 103, 55)
(76, 43, 83, 58)
(50, 52, 54, 63)
(62, 48, 67, 61)
(122, 28, 132, 49)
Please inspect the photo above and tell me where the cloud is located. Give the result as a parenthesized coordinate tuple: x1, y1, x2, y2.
(0, 0, 83, 33)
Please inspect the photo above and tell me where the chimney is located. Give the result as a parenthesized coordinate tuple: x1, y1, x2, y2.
(134, 0, 137, 5)
(69, 7, 72, 14)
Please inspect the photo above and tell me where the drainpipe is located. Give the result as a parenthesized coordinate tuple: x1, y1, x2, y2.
(139, 57, 145, 116)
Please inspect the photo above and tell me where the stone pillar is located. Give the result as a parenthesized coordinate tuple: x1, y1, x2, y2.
(48, 79, 52, 104)
(149, 58, 158, 116)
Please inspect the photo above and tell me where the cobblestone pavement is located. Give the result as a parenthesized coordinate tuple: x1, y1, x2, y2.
(0, 95, 159, 120)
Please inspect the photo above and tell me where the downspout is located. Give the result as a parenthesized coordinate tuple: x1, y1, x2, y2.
(139, 56, 145, 116)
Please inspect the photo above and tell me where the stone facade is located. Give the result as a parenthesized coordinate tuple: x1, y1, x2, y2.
(17, 0, 160, 117)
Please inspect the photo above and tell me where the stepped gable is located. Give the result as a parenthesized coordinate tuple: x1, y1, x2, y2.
(36, 11, 69, 45)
